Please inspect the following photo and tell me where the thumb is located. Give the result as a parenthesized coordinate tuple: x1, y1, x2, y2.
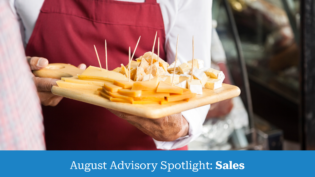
(33, 77, 59, 92)
(28, 57, 49, 71)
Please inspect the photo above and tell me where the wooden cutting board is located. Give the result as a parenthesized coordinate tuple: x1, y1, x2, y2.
(52, 83, 240, 119)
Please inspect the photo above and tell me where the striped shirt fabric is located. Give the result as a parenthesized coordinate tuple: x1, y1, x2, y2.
(0, 0, 45, 150)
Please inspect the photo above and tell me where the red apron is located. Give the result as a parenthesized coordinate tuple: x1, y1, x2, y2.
(26, 0, 188, 150)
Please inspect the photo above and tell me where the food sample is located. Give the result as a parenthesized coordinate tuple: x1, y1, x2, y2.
(204, 68, 225, 79)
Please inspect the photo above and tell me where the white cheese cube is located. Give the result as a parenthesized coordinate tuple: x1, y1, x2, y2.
(187, 79, 203, 95)
(192, 69, 208, 87)
(176, 80, 187, 89)
(205, 68, 225, 79)
(205, 78, 224, 90)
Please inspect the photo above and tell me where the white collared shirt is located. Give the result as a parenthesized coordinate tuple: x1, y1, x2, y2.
(9, 0, 212, 150)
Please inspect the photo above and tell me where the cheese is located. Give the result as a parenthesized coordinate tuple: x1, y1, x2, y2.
(192, 69, 208, 87)
(56, 81, 101, 90)
(167, 91, 196, 102)
(205, 78, 223, 90)
(158, 60, 169, 72)
(145, 65, 165, 77)
(132, 77, 159, 91)
(163, 74, 180, 84)
(113, 67, 121, 73)
(142, 74, 154, 81)
(139, 58, 149, 70)
(176, 80, 187, 89)
(126, 60, 140, 70)
(188, 59, 204, 69)
(103, 90, 134, 103)
(156, 81, 183, 94)
(118, 89, 142, 97)
(134, 97, 165, 102)
(177, 63, 192, 74)
(119, 64, 129, 78)
(168, 60, 181, 70)
(132, 101, 160, 104)
(113, 80, 134, 89)
(99, 90, 111, 100)
(79, 66, 128, 82)
(103, 82, 122, 92)
(204, 68, 225, 79)
(187, 79, 203, 95)
(61, 77, 107, 87)
(134, 67, 146, 81)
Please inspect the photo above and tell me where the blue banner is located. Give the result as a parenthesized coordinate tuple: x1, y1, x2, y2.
(0, 151, 313, 176)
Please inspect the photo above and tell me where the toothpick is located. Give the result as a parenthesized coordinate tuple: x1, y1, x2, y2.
(190, 36, 195, 82)
(105, 40, 108, 70)
(131, 36, 141, 61)
(149, 31, 158, 80)
(171, 36, 179, 86)
(128, 47, 131, 82)
(158, 37, 160, 59)
(94, 45, 102, 70)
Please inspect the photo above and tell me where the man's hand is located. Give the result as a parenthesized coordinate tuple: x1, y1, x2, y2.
(27, 56, 86, 106)
(109, 110, 189, 141)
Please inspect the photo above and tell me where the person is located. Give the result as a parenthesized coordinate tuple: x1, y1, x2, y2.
(0, 1, 44, 150)
(9, 0, 212, 150)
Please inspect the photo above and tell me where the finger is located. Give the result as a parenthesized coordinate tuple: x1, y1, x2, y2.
(77, 63, 87, 70)
(28, 57, 49, 70)
(34, 77, 59, 92)
(38, 92, 63, 106)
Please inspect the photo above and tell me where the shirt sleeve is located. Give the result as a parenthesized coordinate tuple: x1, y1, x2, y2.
(154, 0, 212, 150)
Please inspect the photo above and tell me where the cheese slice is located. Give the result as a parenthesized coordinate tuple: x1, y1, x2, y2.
(113, 67, 121, 73)
(61, 77, 107, 87)
(167, 91, 196, 102)
(134, 97, 165, 102)
(56, 81, 101, 90)
(99, 90, 111, 100)
(103, 82, 122, 92)
(132, 101, 160, 104)
(204, 68, 225, 79)
(118, 89, 142, 97)
(103, 90, 134, 103)
(132, 77, 159, 91)
(156, 81, 183, 94)
(113, 80, 134, 89)
(187, 79, 203, 95)
(79, 66, 128, 82)
(192, 69, 208, 87)
(205, 78, 223, 90)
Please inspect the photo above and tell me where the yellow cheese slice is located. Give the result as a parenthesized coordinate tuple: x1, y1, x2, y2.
(103, 90, 134, 103)
(79, 66, 128, 82)
(119, 64, 129, 78)
(113, 80, 134, 89)
(156, 81, 183, 94)
(132, 77, 159, 91)
(118, 89, 142, 97)
(132, 101, 160, 104)
(99, 90, 111, 100)
(103, 82, 122, 92)
(56, 81, 101, 90)
(167, 91, 196, 102)
(61, 77, 108, 87)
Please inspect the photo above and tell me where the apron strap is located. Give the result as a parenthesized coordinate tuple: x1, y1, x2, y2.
(145, 0, 157, 4)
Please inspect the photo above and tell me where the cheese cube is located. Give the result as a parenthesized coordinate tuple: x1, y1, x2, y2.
(163, 74, 180, 84)
(205, 68, 225, 79)
(176, 80, 187, 89)
(205, 78, 223, 90)
(188, 59, 204, 69)
(192, 69, 208, 87)
(187, 79, 203, 95)
(142, 74, 154, 81)
(168, 60, 181, 71)
(177, 63, 192, 74)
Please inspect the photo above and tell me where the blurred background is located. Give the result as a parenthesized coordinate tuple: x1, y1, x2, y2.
(189, 0, 315, 150)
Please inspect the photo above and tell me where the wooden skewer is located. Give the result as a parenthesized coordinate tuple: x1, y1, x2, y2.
(190, 36, 194, 82)
(105, 40, 108, 70)
(149, 31, 158, 80)
(158, 37, 160, 59)
(128, 47, 131, 82)
(94, 45, 102, 70)
(171, 35, 179, 86)
(131, 36, 141, 61)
